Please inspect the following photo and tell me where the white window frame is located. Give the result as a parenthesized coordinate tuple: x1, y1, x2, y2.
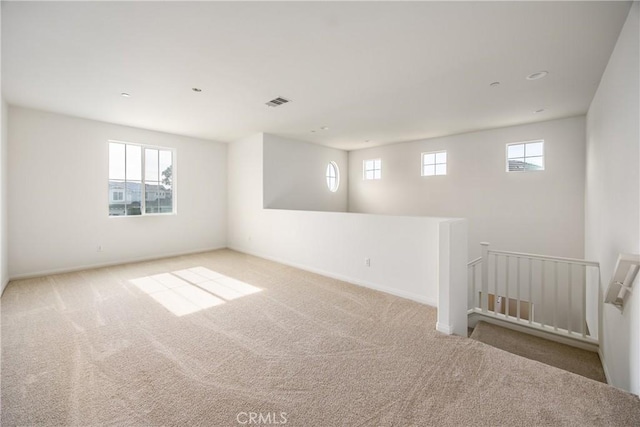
(506, 140, 545, 172)
(363, 159, 382, 180)
(421, 150, 447, 176)
(326, 161, 340, 192)
(108, 140, 177, 217)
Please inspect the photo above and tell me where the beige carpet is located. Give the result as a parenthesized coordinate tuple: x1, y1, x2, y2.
(1, 249, 639, 426)
(470, 321, 607, 383)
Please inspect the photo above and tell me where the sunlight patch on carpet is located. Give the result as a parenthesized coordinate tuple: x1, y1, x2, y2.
(130, 267, 261, 316)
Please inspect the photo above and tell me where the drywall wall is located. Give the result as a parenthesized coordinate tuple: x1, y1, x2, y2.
(1, 99, 7, 293)
(8, 107, 227, 278)
(263, 134, 348, 212)
(585, 2, 639, 395)
(438, 219, 468, 336)
(1, 6, 8, 293)
(349, 116, 586, 260)
(228, 133, 466, 310)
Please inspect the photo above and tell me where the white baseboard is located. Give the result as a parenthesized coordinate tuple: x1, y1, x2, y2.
(599, 348, 612, 385)
(7, 246, 227, 282)
(227, 245, 437, 307)
(1, 276, 9, 298)
(436, 322, 454, 335)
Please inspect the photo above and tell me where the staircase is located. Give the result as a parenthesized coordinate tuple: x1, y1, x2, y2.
(467, 243, 606, 380)
(467, 242, 601, 352)
(470, 321, 606, 382)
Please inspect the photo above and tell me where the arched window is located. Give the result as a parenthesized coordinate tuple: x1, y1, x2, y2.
(326, 162, 339, 192)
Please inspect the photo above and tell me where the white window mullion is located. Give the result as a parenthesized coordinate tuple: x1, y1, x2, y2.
(124, 143, 128, 212)
(140, 147, 147, 215)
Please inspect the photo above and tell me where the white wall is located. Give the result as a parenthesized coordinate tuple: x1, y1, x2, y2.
(263, 134, 348, 212)
(0, 99, 7, 293)
(8, 107, 228, 278)
(348, 117, 586, 261)
(585, 2, 639, 394)
(1, 3, 8, 293)
(438, 219, 468, 336)
(228, 133, 466, 309)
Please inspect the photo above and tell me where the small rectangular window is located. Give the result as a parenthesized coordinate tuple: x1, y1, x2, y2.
(363, 159, 381, 180)
(506, 140, 544, 172)
(422, 150, 447, 176)
(108, 141, 175, 216)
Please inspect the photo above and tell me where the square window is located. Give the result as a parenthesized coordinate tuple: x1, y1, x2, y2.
(422, 150, 447, 176)
(363, 159, 381, 180)
(507, 140, 544, 172)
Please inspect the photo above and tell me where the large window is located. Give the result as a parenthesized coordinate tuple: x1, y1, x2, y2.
(363, 159, 381, 180)
(326, 161, 339, 192)
(506, 140, 544, 172)
(422, 151, 447, 176)
(108, 141, 174, 216)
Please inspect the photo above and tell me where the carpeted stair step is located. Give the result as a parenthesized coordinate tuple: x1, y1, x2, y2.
(470, 321, 606, 383)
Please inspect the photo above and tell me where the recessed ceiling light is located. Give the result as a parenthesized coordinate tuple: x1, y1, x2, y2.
(490, 81, 500, 87)
(320, 126, 329, 131)
(526, 71, 549, 81)
(534, 108, 545, 114)
(192, 88, 202, 92)
(120, 92, 131, 97)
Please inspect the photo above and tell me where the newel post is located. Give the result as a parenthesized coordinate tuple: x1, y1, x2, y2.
(481, 242, 490, 313)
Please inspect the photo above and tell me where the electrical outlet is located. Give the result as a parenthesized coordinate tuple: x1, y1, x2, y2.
(365, 258, 371, 267)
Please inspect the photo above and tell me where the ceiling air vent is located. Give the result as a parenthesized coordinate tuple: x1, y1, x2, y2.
(265, 97, 290, 107)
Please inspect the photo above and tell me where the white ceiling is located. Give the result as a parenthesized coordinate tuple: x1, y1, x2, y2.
(1, 1, 632, 150)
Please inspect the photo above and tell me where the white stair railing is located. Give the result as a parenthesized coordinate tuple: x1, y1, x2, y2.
(468, 242, 600, 346)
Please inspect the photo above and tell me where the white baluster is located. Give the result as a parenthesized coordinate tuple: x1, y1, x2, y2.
(553, 261, 558, 331)
(505, 256, 510, 318)
(481, 242, 489, 313)
(516, 257, 521, 321)
(568, 264, 572, 334)
(541, 260, 546, 328)
(528, 259, 533, 324)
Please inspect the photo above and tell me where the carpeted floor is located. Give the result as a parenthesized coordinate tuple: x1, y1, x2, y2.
(470, 321, 607, 383)
(2, 249, 639, 426)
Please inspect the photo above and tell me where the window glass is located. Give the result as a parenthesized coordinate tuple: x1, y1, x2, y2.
(507, 144, 525, 158)
(364, 159, 382, 180)
(109, 141, 175, 216)
(109, 143, 125, 180)
(126, 144, 142, 181)
(145, 148, 159, 182)
(526, 142, 544, 157)
(507, 140, 544, 172)
(422, 150, 447, 176)
(326, 162, 339, 192)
